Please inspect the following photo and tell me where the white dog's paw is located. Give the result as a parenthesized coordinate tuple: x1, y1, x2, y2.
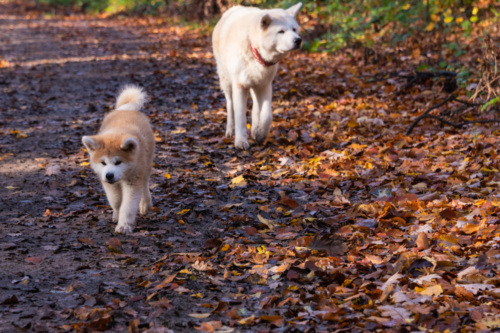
(115, 223, 134, 234)
(225, 126, 235, 138)
(112, 210, 119, 223)
(235, 138, 250, 150)
(253, 130, 269, 145)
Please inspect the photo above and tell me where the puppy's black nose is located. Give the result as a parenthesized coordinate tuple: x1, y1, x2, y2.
(293, 37, 302, 48)
(106, 173, 114, 181)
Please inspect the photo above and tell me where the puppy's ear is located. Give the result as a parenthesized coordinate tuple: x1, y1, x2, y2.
(286, 2, 302, 18)
(261, 14, 272, 30)
(82, 136, 101, 152)
(120, 137, 139, 152)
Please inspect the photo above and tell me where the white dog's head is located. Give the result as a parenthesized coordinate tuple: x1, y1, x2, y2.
(251, 3, 302, 62)
(82, 134, 139, 185)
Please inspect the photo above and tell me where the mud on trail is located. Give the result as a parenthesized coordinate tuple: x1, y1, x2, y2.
(3, 2, 500, 333)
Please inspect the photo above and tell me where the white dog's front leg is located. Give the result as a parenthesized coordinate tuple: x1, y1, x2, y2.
(251, 84, 273, 145)
(224, 87, 235, 138)
(250, 89, 260, 140)
(115, 184, 142, 234)
(232, 84, 249, 150)
(103, 182, 122, 222)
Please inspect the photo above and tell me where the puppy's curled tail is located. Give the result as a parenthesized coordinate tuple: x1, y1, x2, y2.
(116, 85, 148, 111)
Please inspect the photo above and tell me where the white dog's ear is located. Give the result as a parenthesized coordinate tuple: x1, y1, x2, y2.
(120, 137, 139, 152)
(82, 136, 100, 152)
(286, 2, 302, 18)
(261, 14, 272, 30)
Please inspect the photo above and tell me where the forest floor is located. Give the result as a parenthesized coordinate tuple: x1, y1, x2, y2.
(2, 2, 500, 332)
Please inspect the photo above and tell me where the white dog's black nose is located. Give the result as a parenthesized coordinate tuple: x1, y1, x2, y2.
(293, 37, 302, 49)
(106, 173, 114, 181)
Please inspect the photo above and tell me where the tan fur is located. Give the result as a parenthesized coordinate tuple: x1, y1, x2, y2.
(82, 86, 155, 234)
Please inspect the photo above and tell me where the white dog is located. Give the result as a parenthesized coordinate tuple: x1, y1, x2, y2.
(82, 86, 155, 234)
(212, 2, 302, 149)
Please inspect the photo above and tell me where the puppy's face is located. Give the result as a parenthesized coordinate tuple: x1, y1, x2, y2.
(259, 3, 302, 55)
(82, 134, 138, 184)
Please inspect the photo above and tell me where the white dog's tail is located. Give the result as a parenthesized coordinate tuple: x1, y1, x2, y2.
(116, 85, 148, 111)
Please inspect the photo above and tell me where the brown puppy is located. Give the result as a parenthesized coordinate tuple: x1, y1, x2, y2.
(82, 86, 155, 233)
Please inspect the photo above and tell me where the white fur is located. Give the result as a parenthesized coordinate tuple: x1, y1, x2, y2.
(116, 85, 148, 111)
(91, 155, 130, 184)
(213, 3, 302, 149)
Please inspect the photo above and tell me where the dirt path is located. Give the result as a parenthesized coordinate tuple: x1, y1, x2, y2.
(0, 6, 240, 332)
(3, 2, 500, 333)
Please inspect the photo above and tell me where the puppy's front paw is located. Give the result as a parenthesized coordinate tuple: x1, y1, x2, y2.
(115, 223, 134, 234)
(112, 210, 119, 223)
(235, 138, 250, 150)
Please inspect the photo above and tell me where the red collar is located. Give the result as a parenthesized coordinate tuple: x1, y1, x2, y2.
(251, 46, 277, 67)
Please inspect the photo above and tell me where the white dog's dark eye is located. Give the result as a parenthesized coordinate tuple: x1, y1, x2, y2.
(293, 28, 296, 32)
(115, 161, 122, 165)
(278, 30, 285, 34)
(101, 161, 106, 166)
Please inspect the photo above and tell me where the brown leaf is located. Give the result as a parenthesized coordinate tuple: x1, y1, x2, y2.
(455, 286, 474, 300)
(204, 238, 222, 249)
(1, 295, 18, 305)
(439, 208, 457, 220)
(416, 232, 430, 250)
(151, 274, 177, 290)
(107, 237, 123, 254)
(25, 257, 43, 264)
(308, 234, 348, 255)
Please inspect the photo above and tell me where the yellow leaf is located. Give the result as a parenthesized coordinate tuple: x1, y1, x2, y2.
(463, 223, 480, 234)
(230, 175, 247, 188)
(444, 16, 453, 23)
(347, 118, 359, 128)
(190, 293, 202, 298)
(431, 14, 440, 22)
(178, 220, 185, 224)
(80, 162, 89, 166)
(188, 313, 210, 319)
(10, 130, 19, 134)
(456, 17, 463, 23)
(364, 162, 373, 169)
(403, 3, 410, 10)
(164, 174, 171, 179)
(415, 284, 443, 296)
(221, 244, 230, 251)
(177, 209, 190, 215)
(247, 123, 251, 129)
(426, 22, 434, 31)
(179, 269, 193, 274)
(440, 234, 458, 244)
(232, 271, 242, 276)
(472, 7, 478, 15)
(5, 186, 18, 190)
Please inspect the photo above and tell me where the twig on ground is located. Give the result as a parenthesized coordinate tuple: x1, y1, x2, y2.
(406, 96, 498, 135)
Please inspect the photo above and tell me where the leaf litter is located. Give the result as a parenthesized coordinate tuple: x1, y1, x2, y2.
(1, 2, 500, 332)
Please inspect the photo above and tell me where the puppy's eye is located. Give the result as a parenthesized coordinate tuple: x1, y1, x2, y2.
(115, 161, 122, 165)
(278, 30, 285, 34)
(101, 161, 106, 166)
(293, 28, 296, 32)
